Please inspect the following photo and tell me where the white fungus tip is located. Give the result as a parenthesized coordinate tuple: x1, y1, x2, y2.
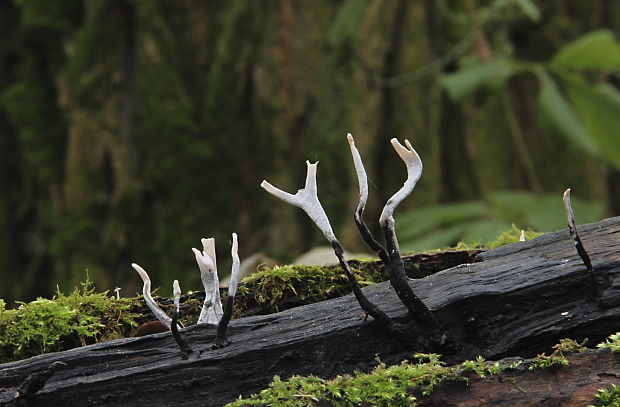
(173, 280, 181, 298)
(131, 263, 150, 283)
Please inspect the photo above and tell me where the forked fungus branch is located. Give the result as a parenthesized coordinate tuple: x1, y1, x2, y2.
(261, 133, 445, 337)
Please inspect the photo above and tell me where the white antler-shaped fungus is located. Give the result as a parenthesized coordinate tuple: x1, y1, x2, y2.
(173, 279, 181, 314)
(261, 152, 392, 327)
(228, 233, 240, 298)
(347, 133, 444, 334)
(193, 238, 223, 324)
(131, 263, 175, 329)
(379, 138, 423, 230)
(261, 161, 336, 242)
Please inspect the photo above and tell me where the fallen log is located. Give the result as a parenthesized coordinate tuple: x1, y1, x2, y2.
(420, 348, 620, 407)
(2, 217, 620, 406)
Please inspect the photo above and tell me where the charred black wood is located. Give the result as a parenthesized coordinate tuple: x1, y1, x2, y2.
(2, 217, 620, 407)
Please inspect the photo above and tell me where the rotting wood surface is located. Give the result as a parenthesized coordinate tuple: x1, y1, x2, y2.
(419, 348, 620, 407)
(2, 217, 620, 406)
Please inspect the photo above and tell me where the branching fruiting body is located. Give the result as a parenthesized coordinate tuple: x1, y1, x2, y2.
(262, 133, 446, 340)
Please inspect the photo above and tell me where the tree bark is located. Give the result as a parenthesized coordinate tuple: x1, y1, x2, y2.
(2, 217, 620, 406)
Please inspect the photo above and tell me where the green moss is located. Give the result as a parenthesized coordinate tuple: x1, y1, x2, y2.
(590, 384, 620, 407)
(460, 355, 502, 377)
(597, 332, 620, 352)
(0, 278, 140, 363)
(225, 353, 463, 407)
(528, 338, 586, 370)
(487, 225, 544, 249)
(227, 337, 600, 405)
(234, 262, 386, 315)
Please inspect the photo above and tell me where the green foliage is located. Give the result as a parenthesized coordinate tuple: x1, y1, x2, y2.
(440, 58, 514, 102)
(597, 332, 620, 352)
(328, 0, 369, 45)
(441, 26, 620, 172)
(590, 384, 620, 407)
(0, 279, 139, 362)
(397, 190, 603, 252)
(550, 30, 620, 71)
(537, 71, 596, 154)
(563, 77, 620, 170)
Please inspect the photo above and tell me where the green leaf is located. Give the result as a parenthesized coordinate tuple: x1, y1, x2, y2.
(460, 219, 513, 244)
(550, 30, 620, 71)
(397, 201, 487, 241)
(537, 72, 597, 154)
(563, 76, 620, 170)
(513, 0, 541, 21)
(523, 194, 605, 231)
(439, 59, 513, 102)
(328, 0, 369, 46)
(399, 224, 470, 253)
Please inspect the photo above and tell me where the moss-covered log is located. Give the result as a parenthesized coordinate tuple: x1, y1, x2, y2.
(2, 217, 620, 406)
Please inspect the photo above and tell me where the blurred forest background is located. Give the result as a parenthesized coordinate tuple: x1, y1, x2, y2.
(1, 0, 620, 305)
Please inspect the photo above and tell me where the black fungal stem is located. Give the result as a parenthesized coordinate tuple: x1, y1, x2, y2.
(563, 189, 599, 297)
(331, 239, 393, 327)
(214, 296, 235, 348)
(171, 304, 193, 359)
(381, 224, 444, 330)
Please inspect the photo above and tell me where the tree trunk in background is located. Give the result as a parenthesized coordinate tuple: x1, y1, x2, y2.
(424, 0, 481, 203)
(0, 0, 618, 302)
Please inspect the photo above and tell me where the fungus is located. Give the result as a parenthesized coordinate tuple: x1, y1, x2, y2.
(193, 238, 224, 325)
(170, 280, 193, 359)
(113, 287, 121, 300)
(131, 263, 179, 329)
(261, 153, 391, 327)
(563, 188, 598, 296)
(347, 134, 444, 332)
(214, 233, 241, 348)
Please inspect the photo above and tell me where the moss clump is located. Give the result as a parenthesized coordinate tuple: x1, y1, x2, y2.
(528, 338, 587, 370)
(590, 384, 620, 407)
(597, 332, 620, 352)
(0, 279, 140, 363)
(234, 261, 385, 315)
(487, 225, 544, 249)
(225, 353, 463, 407)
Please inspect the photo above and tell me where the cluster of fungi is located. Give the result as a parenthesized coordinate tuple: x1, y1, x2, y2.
(132, 133, 595, 358)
